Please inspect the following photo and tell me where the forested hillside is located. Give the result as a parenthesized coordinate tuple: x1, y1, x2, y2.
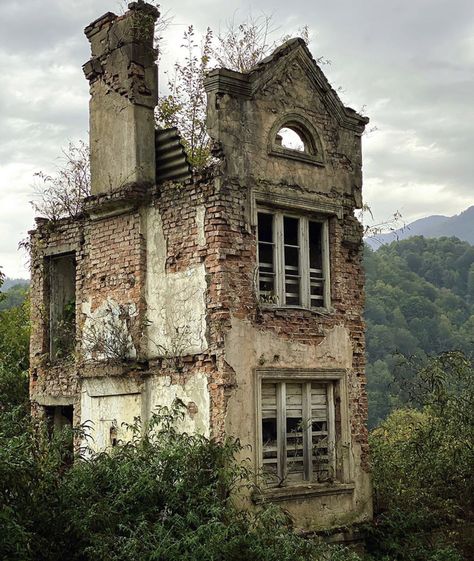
(0, 245, 473, 559)
(365, 236, 474, 427)
(0, 282, 29, 311)
(365, 206, 474, 248)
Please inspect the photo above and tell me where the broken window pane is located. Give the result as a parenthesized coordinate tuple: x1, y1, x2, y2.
(257, 213, 275, 302)
(258, 212, 273, 242)
(309, 221, 324, 308)
(276, 127, 305, 152)
(283, 217, 300, 305)
(283, 216, 299, 246)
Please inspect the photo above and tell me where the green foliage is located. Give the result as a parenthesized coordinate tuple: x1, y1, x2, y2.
(0, 282, 29, 311)
(156, 26, 213, 169)
(0, 404, 360, 561)
(32, 140, 90, 221)
(0, 288, 29, 413)
(156, 19, 312, 171)
(367, 352, 474, 561)
(365, 237, 474, 427)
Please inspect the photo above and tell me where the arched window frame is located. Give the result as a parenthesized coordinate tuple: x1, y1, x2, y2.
(268, 113, 325, 166)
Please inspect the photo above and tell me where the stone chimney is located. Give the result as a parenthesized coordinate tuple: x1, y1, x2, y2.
(83, 1, 159, 195)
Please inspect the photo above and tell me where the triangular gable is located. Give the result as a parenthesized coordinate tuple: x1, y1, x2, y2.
(204, 38, 368, 134)
(247, 38, 368, 133)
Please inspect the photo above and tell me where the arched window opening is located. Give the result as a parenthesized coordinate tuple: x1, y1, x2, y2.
(269, 114, 324, 166)
(276, 127, 306, 152)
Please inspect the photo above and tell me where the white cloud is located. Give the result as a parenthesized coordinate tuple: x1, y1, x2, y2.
(1, 0, 473, 278)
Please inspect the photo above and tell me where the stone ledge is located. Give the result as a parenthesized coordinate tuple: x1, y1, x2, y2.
(259, 304, 335, 317)
(31, 394, 75, 406)
(253, 482, 355, 503)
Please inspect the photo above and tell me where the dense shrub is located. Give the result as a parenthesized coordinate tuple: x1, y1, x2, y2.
(0, 404, 361, 561)
(367, 352, 474, 561)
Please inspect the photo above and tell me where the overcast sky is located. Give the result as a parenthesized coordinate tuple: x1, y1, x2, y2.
(1, 0, 473, 278)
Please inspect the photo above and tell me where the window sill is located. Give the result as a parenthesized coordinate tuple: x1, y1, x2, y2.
(252, 482, 355, 504)
(269, 147, 325, 167)
(259, 304, 334, 316)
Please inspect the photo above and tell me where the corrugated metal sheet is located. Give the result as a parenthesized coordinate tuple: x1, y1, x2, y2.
(155, 127, 192, 183)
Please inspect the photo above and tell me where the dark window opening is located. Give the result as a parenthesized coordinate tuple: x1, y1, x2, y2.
(260, 380, 336, 486)
(47, 253, 76, 361)
(45, 405, 74, 461)
(110, 425, 118, 447)
(309, 221, 325, 308)
(45, 405, 73, 432)
(257, 213, 276, 303)
(256, 210, 329, 309)
(283, 216, 300, 306)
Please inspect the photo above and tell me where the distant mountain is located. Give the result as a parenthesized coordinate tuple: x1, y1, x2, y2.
(366, 206, 474, 249)
(2, 277, 29, 291)
(0, 278, 29, 311)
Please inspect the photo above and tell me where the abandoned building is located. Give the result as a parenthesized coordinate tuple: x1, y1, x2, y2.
(29, 1, 372, 531)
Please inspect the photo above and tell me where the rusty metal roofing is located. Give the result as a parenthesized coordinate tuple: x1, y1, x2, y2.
(155, 127, 192, 184)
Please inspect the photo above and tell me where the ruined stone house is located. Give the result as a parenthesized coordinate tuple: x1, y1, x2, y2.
(29, 1, 372, 531)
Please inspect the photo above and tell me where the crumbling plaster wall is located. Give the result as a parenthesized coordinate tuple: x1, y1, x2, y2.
(28, 197, 148, 430)
(29, 23, 371, 531)
(224, 316, 371, 530)
(83, 6, 159, 195)
(28, 178, 222, 439)
(143, 203, 208, 358)
(205, 41, 365, 209)
(79, 208, 145, 362)
(29, 218, 84, 425)
(201, 40, 371, 529)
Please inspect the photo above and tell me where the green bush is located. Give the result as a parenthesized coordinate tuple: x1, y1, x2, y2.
(367, 352, 474, 560)
(0, 404, 361, 561)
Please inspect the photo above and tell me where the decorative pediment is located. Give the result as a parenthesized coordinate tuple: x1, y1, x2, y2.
(204, 38, 368, 134)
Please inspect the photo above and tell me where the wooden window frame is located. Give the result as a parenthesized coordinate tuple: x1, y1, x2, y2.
(257, 209, 331, 310)
(255, 369, 352, 490)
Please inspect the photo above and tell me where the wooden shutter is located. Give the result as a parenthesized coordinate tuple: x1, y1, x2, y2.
(261, 382, 278, 483)
(257, 213, 276, 302)
(285, 383, 305, 482)
(310, 382, 333, 482)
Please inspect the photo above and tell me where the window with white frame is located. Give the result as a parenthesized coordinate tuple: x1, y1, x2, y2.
(257, 210, 330, 308)
(259, 377, 337, 486)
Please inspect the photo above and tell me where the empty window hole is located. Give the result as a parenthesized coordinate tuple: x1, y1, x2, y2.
(276, 127, 305, 152)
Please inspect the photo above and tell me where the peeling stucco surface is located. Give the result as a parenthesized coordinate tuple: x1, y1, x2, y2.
(148, 372, 210, 438)
(223, 315, 371, 531)
(81, 297, 137, 361)
(144, 206, 208, 358)
(81, 377, 142, 452)
(80, 371, 211, 451)
(29, 15, 372, 534)
(225, 316, 353, 371)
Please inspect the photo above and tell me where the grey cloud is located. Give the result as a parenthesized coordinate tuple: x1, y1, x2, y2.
(1, 0, 474, 278)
